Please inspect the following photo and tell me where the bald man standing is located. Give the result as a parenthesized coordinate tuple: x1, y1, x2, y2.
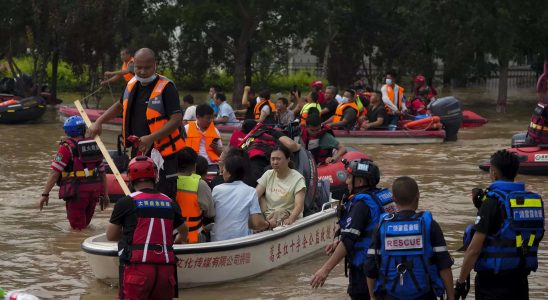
(90, 48, 185, 200)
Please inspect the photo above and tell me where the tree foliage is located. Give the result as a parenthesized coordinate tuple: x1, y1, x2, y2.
(1, 0, 548, 106)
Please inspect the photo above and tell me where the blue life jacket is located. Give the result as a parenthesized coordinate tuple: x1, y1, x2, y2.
(475, 181, 545, 273)
(375, 211, 445, 299)
(338, 188, 396, 268)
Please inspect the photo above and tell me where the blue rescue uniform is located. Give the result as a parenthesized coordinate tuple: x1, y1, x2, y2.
(338, 188, 395, 299)
(472, 181, 544, 300)
(364, 210, 453, 300)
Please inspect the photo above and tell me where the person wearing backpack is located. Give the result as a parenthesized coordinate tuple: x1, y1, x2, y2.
(310, 159, 396, 299)
(455, 150, 545, 300)
(365, 176, 455, 300)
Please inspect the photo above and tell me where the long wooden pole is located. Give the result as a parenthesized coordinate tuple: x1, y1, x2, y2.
(74, 100, 131, 195)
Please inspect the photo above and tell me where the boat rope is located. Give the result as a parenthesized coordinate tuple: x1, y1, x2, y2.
(106, 81, 117, 104)
(80, 86, 104, 103)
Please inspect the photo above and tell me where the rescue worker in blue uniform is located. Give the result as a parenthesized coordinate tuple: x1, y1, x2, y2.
(365, 176, 454, 300)
(310, 159, 396, 299)
(107, 156, 188, 300)
(455, 150, 545, 300)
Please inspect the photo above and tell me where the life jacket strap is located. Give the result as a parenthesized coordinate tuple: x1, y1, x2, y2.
(130, 244, 173, 252)
(61, 169, 96, 177)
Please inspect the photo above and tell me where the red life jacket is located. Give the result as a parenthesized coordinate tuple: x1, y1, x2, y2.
(243, 129, 278, 159)
(58, 138, 104, 198)
(127, 191, 176, 264)
(300, 125, 334, 164)
(527, 102, 548, 144)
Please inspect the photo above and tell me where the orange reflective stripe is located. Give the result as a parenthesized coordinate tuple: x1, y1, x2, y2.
(186, 121, 220, 162)
(122, 76, 184, 156)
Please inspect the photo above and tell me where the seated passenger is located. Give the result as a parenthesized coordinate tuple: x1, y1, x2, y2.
(296, 92, 322, 125)
(413, 74, 437, 108)
(195, 155, 209, 180)
(301, 113, 347, 164)
(244, 127, 301, 186)
(275, 97, 295, 127)
(176, 147, 215, 243)
(360, 91, 389, 130)
(182, 94, 197, 125)
(211, 155, 275, 241)
(184, 104, 223, 165)
(321, 86, 340, 122)
(322, 89, 359, 129)
(214, 92, 238, 125)
(256, 145, 306, 225)
(229, 119, 257, 148)
(406, 94, 428, 117)
(254, 89, 276, 124)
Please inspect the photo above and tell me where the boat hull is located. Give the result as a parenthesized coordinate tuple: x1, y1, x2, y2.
(59, 106, 447, 144)
(0, 96, 46, 124)
(82, 208, 337, 288)
(479, 147, 548, 175)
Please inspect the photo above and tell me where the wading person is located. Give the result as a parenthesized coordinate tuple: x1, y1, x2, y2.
(365, 176, 454, 300)
(310, 159, 395, 299)
(455, 150, 544, 300)
(39, 116, 108, 230)
(107, 156, 188, 300)
(90, 48, 185, 200)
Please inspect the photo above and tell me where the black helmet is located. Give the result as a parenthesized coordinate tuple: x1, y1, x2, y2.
(344, 158, 380, 187)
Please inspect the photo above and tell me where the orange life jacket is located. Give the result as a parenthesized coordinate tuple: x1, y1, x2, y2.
(122, 75, 185, 157)
(176, 174, 203, 243)
(122, 57, 134, 82)
(186, 121, 220, 162)
(383, 84, 404, 113)
(333, 102, 359, 124)
(254, 99, 276, 122)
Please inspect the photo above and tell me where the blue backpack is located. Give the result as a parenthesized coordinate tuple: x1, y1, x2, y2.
(375, 211, 445, 299)
(475, 190, 545, 273)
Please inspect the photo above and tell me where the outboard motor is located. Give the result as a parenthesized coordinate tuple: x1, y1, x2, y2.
(511, 132, 531, 148)
(105, 135, 130, 173)
(430, 96, 463, 141)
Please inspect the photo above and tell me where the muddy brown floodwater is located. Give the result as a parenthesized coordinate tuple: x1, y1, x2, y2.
(0, 88, 546, 299)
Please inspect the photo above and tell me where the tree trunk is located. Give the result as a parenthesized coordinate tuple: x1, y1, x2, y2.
(50, 48, 59, 105)
(321, 42, 330, 79)
(497, 57, 509, 113)
(245, 44, 252, 88)
(233, 44, 247, 105)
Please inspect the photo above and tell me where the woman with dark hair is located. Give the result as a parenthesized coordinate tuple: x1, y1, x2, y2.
(211, 155, 275, 241)
(256, 144, 306, 225)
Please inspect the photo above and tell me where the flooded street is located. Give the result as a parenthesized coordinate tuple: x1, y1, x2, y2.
(0, 88, 547, 299)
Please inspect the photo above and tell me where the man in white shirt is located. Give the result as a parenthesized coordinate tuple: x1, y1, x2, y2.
(213, 92, 238, 124)
(182, 94, 197, 125)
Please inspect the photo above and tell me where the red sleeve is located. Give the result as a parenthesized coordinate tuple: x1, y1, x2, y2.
(50, 145, 72, 172)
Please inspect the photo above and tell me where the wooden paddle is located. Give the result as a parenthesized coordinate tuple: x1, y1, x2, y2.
(74, 100, 131, 196)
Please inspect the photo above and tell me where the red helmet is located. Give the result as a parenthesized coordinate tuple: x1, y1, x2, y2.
(128, 156, 158, 182)
(414, 75, 426, 85)
(310, 80, 323, 89)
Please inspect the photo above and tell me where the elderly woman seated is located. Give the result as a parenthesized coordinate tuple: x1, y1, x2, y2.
(256, 144, 306, 225)
(210, 155, 275, 242)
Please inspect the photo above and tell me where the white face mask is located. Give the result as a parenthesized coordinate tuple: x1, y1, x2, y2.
(135, 74, 157, 84)
(385, 78, 393, 85)
(341, 97, 349, 103)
